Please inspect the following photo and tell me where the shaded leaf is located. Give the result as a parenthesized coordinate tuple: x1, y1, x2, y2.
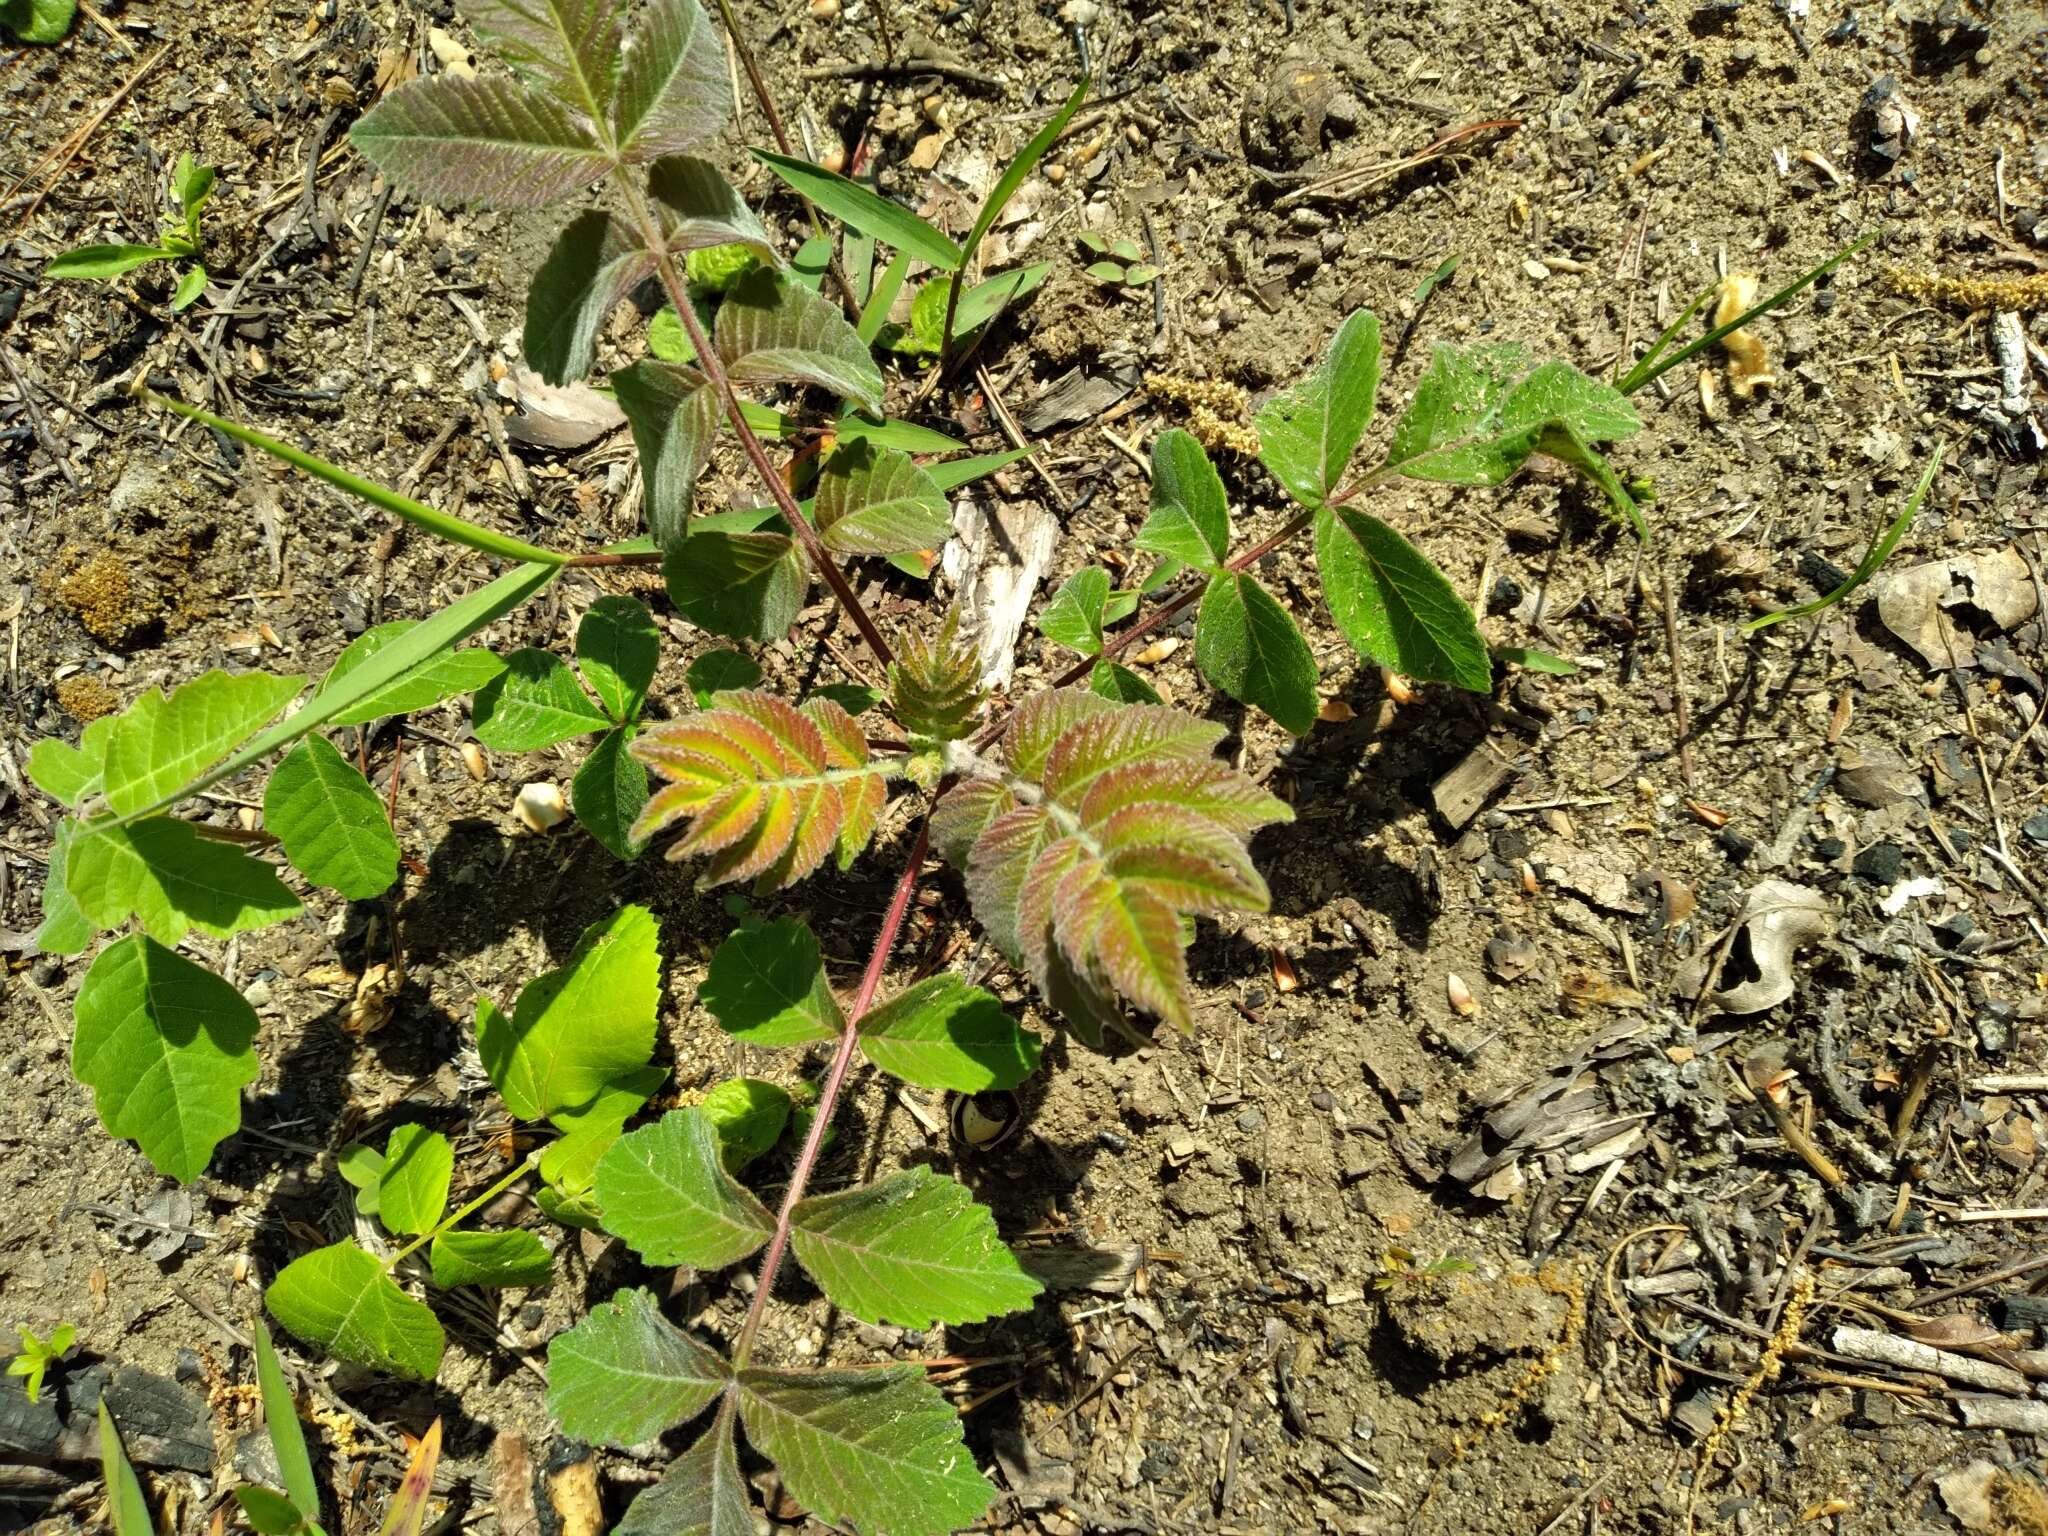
(66, 816, 300, 946)
(594, 1108, 774, 1268)
(1194, 572, 1319, 735)
(577, 596, 659, 722)
(264, 735, 401, 899)
(377, 1125, 454, 1237)
(1314, 508, 1491, 692)
(429, 1229, 553, 1289)
(701, 1076, 791, 1170)
(524, 210, 655, 386)
(349, 77, 612, 210)
(1088, 659, 1160, 705)
(534, 1066, 667, 1227)
(572, 726, 650, 860)
(736, 1366, 996, 1536)
(664, 529, 807, 642)
(613, 0, 729, 158)
(319, 623, 506, 725)
(900, 265, 1051, 354)
(472, 648, 611, 751)
(857, 974, 1040, 1091)
(34, 820, 94, 956)
(1256, 309, 1381, 508)
(814, 440, 951, 557)
(73, 935, 259, 1183)
(716, 269, 884, 415)
(169, 265, 207, 312)
(750, 150, 962, 269)
(645, 154, 777, 266)
(235, 1485, 303, 1535)
(338, 1141, 385, 1216)
(699, 918, 843, 1045)
(101, 670, 305, 816)
(1135, 429, 1230, 572)
(612, 358, 718, 554)
(686, 650, 763, 705)
(266, 1242, 444, 1380)
(616, 1416, 753, 1536)
(1039, 568, 1108, 656)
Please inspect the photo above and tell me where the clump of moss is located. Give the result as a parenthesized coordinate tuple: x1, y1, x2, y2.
(55, 673, 118, 721)
(56, 550, 153, 646)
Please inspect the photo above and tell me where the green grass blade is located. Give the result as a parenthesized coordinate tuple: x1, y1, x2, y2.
(858, 248, 912, 345)
(1745, 443, 1942, 632)
(99, 1402, 156, 1536)
(1618, 232, 1877, 396)
(750, 150, 963, 269)
(87, 562, 558, 833)
(1616, 280, 1714, 388)
(142, 390, 569, 566)
(253, 1321, 322, 1526)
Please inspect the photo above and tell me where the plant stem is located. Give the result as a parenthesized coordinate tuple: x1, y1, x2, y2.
(615, 180, 896, 667)
(729, 815, 930, 1370)
(385, 1152, 542, 1269)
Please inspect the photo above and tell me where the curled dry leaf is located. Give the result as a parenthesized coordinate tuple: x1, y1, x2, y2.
(1874, 546, 2039, 671)
(1685, 878, 1836, 1016)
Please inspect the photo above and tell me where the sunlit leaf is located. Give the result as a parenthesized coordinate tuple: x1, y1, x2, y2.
(472, 648, 611, 751)
(1135, 429, 1230, 572)
(1256, 309, 1380, 508)
(716, 268, 885, 415)
(1089, 659, 1160, 705)
(47, 244, 167, 279)
(34, 821, 94, 956)
(99, 1402, 155, 1536)
(375, 1418, 442, 1536)
(100, 670, 305, 816)
(266, 1242, 444, 1380)
(647, 153, 776, 262)
(66, 816, 300, 946)
(429, 1229, 553, 1289)
(1314, 507, 1491, 692)
(466, 0, 620, 120)
(264, 735, 401, 899)
(73, 934, 259, 1183)
(613, 0, 730, 158)
(612, 358, 717, 554)
(814, 440, 951, 556)
(525, 211, 655, 386)
(1194, 572, 1319, 734)
(26, 715, 118, 807)
(1040, 567, 1109, 656)
(549, 1288, 728, 1447)
(251, 1320, 322, 1530)
(699, 918, 843, 1045)
(750, 150, 962, 269)
(377, 1124, 454, 1237)
(350, 77, 613, 210)
(857, 974, 1040, 1091)
(318, 623, 506, 726)
(594, 1108, 774, 1268)
(700, 1077, 791, 1170)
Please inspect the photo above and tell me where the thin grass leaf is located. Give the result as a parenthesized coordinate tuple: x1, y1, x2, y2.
(1495, 646, 1579, 675)
(961, 78, 1088, 284)
(375, 1420, 442, 1536)
(750, 150, 963, 269)
(99, 1402, 155, 1536)
(858, 248, 912, 344)
(252, 1322, 321, 1528)
(1746, 443, 1942, 631)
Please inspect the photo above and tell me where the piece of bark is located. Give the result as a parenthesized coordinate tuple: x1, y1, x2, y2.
(941, 495, 1058, 689)
(1830, 1325, 2027, 1395)
(1955, 1394, 2048, 1434)
(1431, 740, 1519, 829)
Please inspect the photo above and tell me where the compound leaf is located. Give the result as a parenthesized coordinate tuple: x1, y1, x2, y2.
(429, 1229, 554, 1289)
(73, 935, 259, 1183)
(857, 974, 1040, 1091)
(1314, 507, 1491, 692)
(472, 648, 611, 751)
(266, 1241, 444, 1380)
(1135, 429, 1229, 572)
(814, 441, 951, 557)
(613, 0, 729, 159)
(548, 1288, 728, 1446)
(1194, 572, 1319, 735)
(319, 623, 506, 726)
(66, 816, 300, 945)
(736, 1365, 995, 1536)
(631, 692, 888, 891)
(716, 268, 884, 416)
(525, 211, 655, 386)
(664, 529, 807, 643)
(790, 1167, 1042, 1328)
(377, 1124, 454, 1237)
(264, 735, 401, 899)
(572, 726, 650, 860)
(700, 919, 842, 1045)
(1256, 309, 1381, 508)
(577, 596, 659, 723)
(101, 670, 305, 815)
(594, 1108, 774, 1268)
(477, 904, 662, 1122)
(616, 1416, 753, 1536)
(349, 76, 613, 210)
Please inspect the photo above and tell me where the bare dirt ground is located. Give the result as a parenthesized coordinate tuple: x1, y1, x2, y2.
(6, 0, 2048, 1532)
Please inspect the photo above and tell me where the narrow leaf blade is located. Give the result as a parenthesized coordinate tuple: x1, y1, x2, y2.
(750, 150, 962, 269)
(252, 1322, 322, 1528)
(98, 1402, 155, 1536)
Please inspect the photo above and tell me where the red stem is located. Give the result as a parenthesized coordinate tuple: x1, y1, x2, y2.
(729, 815, 931, 1369)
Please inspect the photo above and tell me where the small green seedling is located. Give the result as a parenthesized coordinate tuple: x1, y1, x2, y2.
(47, 153, 216, 312)
(1078, 231, 1162, 289)
(1745, 442, 1942, 631)
(8, 1322, 75, 1403)
(0, 0, 72, 42)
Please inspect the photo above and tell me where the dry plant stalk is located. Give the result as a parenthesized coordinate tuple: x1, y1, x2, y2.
(1886, 267, 2048, 312)
(1696, 1269, 1814, 1482)
(1714, 274, 1776, 399)
(1144, 373, 1263, 457)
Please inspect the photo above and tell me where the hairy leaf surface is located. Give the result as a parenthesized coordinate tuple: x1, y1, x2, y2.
(1040, 567, 1109, 656)
(663, 530, 807, 642)
(612, 0, 729, 158)
(857, 974, 1040, 1091)
(264, 735, 401, 899)
(429, 1229, 554, 1289)
(350, 77, 612, 209)
(73, 935, 260, 1183)
(736, 1367, 995, 1536)
(790, 1167, 1042, 1328)
(631, 692, 887, 890)
(715, 269, 885, 415)
(525, 211, 655, 385)
(1256, 309, 1381, 508)
(616, 1417, 753, 1536)
(266, 1242, 444, 1380)
(547, 1288, 728, 1445)
(814, 441, 951, 557)
(613, 359, 718, 554)
(645, 154, 774, 264)
(466, 0, 620, 122)
(1194, 572, 1319, 735)
(1314, 508, 1491, 692)
(594, 1108, 774, 1268)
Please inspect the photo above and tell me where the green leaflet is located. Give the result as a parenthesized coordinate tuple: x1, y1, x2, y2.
(348, 76, 612, 211)
(700, 1077, 791, 1171)
(1136, 429, 1230, 571)
(46, 243, 167, 279)
(648, 154, 777, 263)
(613, 359, 718, 555)
(100, 670, 306, 816)
(615, 1416, 753, 1536)
(571, 726, 650, 860)
(685, 649, 763, 705)
(263, 736, 401, 899)
(235, 1486, 304, 1535)
(429, 1229, 554, 1289)
(1040, 567, 1110, 655)
(814, 441, 952, 557)
(736, 1366, 996, 1536)
(64, 815, 301, 945)
(663, 529, 807, 643)
(3, 0, 76, 44)
(535, 1068, 667, 1227)
(699, 919, 843, 1045)
(524, 211, 655, 386)
(317, 622, 506, 726)
(1194, 572, 1320, 735)
(99, 1402, 155, 1536)
(612, 0, 731, 159)
(377, 1125, 454, 1237)
(789, 1166, 1042, 1328)
(546, 1288, 729, 1447)
(857, 974, 1041, 1091)
(73, 935, 260, 1183)
(472, 648, 611, 751)
(593, 1108, 774, 1269)
(1089, 659, 1160, 705)
(34, 820, 93, 956)
(265, 1242, 444, 1380)
(477, 905, 663, 1122)
(576, 596, 659, 722)
(1256, 309, 1381, 508)
(26, 715, 118, 807)
(1314, 507, 1492, 693)
(715, 268, 885, 417)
